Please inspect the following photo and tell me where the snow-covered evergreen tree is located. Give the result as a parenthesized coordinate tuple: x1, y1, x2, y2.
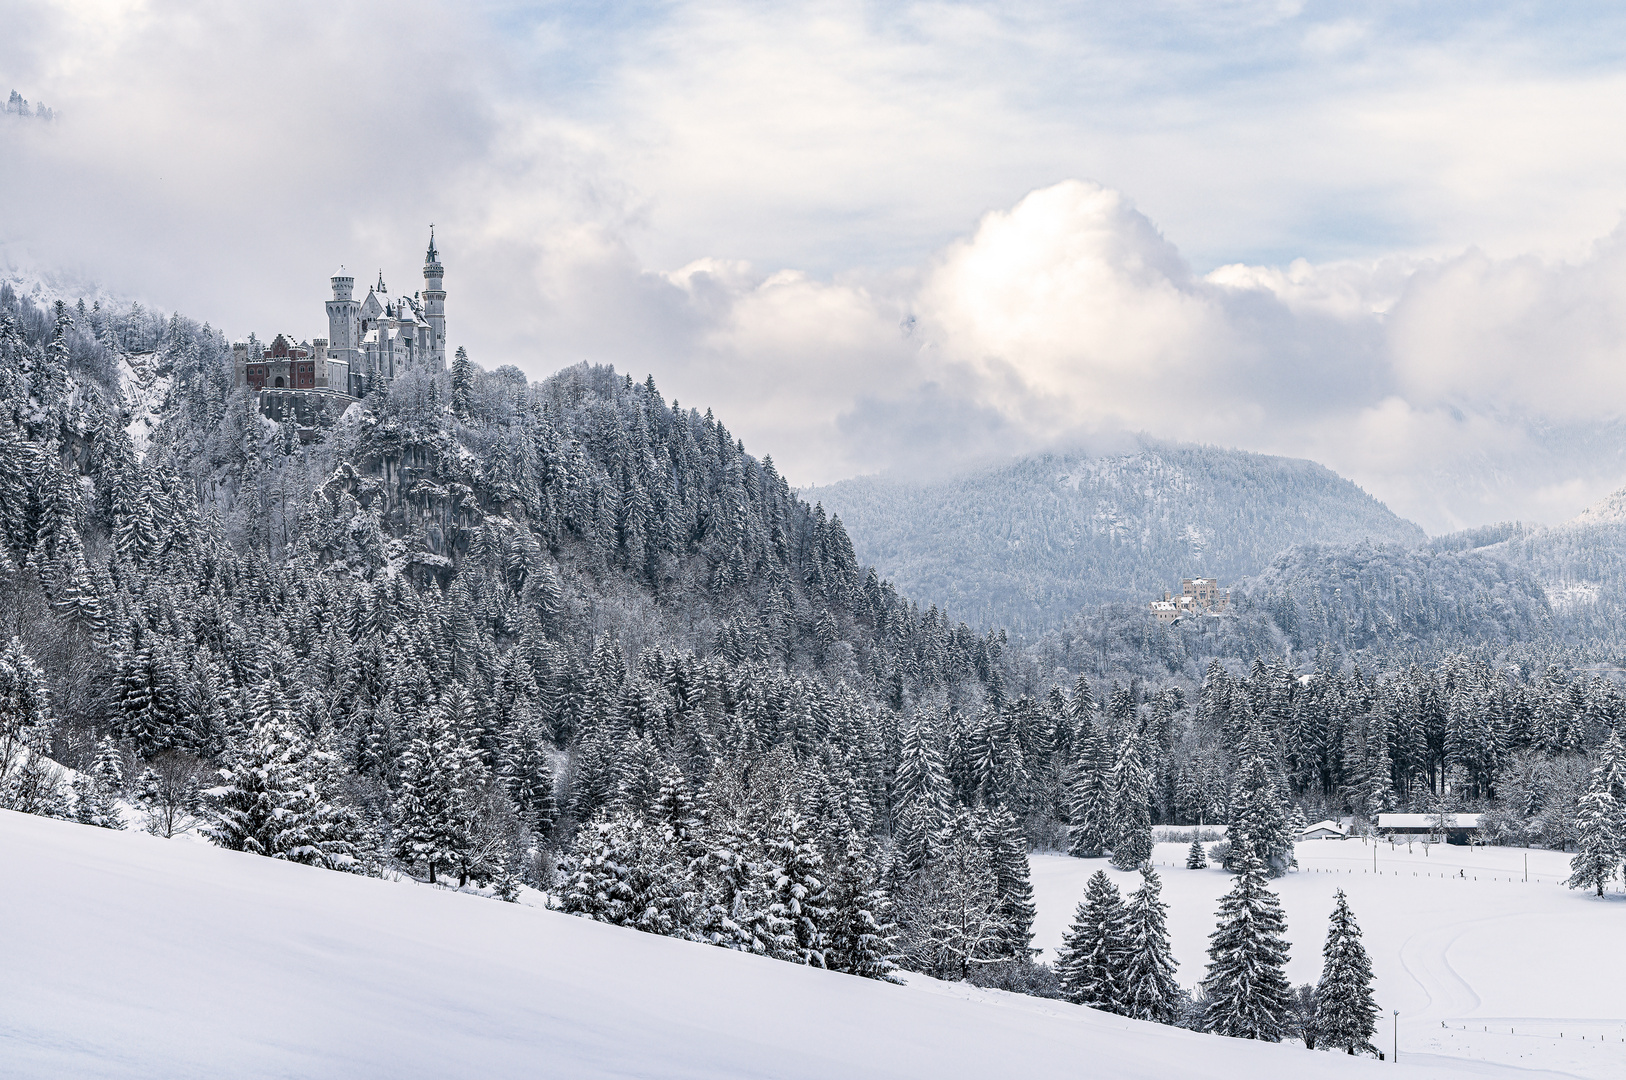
(205, 706, 300, 856)
(978, 804, 1037, 958)
(392, 709, 474, 884)
(500, 719, 558, 835)
(0, 636, 56, 802)
(894, 709, 950, 872)
(72, 736, 126, 829)
(1203, 854, 1293, 1040)
(762, 812, 828, 966)
(1313, 889, 1378, 1055)
(1225, 749, 1295, 877)
(1067, 725, 1113, 858)
(1567, 771, 1622, 897)
(822, 836, 898, 981)
(1121, 867, 1180, 1024)
(1055, 869, 1128, 1011)
(1109, 732, 1153, 869)
(1186, 836, 1209, 869)
(559, 813, 691, 936)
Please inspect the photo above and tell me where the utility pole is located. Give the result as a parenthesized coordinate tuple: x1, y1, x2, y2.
(1393, 1010, 1399, 1063)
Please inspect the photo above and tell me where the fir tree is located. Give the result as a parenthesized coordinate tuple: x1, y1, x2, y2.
(1313, 889, 1379, 1055)
(893, 709, 950, 872)
(1109, 732, 1153, 869)
(1567, 773, 1622, 898)
(500, 719, 558, 835)
(450, 346, 475, 420)
(72, 736, 126, 829)
(1186, 836, 1209, 869)
(978, 805, 1037, 958)
(1225, 750, 1295, 877)
(0, 637, 55, 797)
(559, 814, 691, 936)
(822, 836, 898, 981)
(392, 709, 473, 884)
(1055, 869, 1128, 1011)
(762, 812, 828, 966)
(205, 707, 301, 856)
(1121, 867, 1181, 1024)
(1067, 725, 1113, 858)
(1203, 854, 1293, 1041)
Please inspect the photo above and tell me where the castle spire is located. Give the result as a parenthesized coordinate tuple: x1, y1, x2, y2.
(426, 224, 438, 264)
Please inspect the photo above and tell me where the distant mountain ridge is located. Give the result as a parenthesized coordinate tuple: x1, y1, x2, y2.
(810, 439, 1426, 633)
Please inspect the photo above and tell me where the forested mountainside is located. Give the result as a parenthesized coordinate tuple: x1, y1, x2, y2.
(4, 280, 1626, 1014)
(811, 442, 1425, 634)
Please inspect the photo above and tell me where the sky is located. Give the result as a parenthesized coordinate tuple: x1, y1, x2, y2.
(7, 1, 1626, 533)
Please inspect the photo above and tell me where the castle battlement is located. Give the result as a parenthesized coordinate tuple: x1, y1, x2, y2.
(233, 228, 447, 400)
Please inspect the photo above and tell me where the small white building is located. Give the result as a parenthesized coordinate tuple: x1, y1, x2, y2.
(1299, 820, 1347, 841)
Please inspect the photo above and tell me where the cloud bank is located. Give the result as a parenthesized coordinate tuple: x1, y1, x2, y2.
(7, 2, 1626, 533)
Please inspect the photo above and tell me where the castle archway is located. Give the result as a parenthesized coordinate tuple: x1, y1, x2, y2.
(274, 377, 285, 388)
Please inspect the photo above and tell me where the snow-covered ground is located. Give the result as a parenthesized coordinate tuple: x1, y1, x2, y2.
(0, 811, 1545, 1080)
(1033, 840, 1626, 1078)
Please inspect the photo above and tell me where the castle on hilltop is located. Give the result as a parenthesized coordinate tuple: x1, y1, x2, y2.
(233, 229, 447, 399)
(1149, 577, 1230, 622)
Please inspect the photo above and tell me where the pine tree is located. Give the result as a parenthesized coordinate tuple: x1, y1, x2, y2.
(1313, 889, 1379, 1055)
(978, 805, 1036, 958)
(500, 719, 558, 835)
(205, 708, 300, 856)
(450, 346, 475, 420)
(72, 736, 126, 829)
(894, 710, 950, 872)
(1186, 836, 1209, 869)
(559, 814, 691, 936)
(822, 836, 898, 982)
(1203, 854, 1293, 1041)
(0, 637, 55, 798)
(1567, 772, 1622, 898)
(392, 709, 473, 884)
(1055, 869, 1128, 1011)
(1121, 867, 1181, 1024)
(1067, 725, 1113, 858)
(762, 812, 828, 966)
(651, 762, 701, 852)
(1226, 751, 1295, 876)
(1109, 732, 1153, 869)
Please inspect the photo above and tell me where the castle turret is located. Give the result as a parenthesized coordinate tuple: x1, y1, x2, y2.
(325, 266, 361, 378)
(422, 227, 446, 369)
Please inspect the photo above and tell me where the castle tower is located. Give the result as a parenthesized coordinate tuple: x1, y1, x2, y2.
(422, 227, 446, 369)
(326, 266, 361, 373)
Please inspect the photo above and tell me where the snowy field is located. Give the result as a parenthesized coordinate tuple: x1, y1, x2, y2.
(0, 810, 1557, 1080)
(1033, 841, 1626, 1078)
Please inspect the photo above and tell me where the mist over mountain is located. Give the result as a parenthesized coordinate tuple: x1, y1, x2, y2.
(811, 441, 1426, 635)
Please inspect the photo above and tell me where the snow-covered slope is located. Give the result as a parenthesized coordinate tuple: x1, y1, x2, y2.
(1569, 486, 1626, 526)
(811, 439, 1425, 632)
(1033, 842, 1626, 1079)
(2, 811, 1496, 1080)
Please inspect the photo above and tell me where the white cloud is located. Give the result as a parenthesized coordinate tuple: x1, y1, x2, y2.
(9, 2, 1626, 534)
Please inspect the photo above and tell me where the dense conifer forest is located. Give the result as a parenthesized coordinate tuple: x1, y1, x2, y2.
(5, 283, 1626, 1027)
